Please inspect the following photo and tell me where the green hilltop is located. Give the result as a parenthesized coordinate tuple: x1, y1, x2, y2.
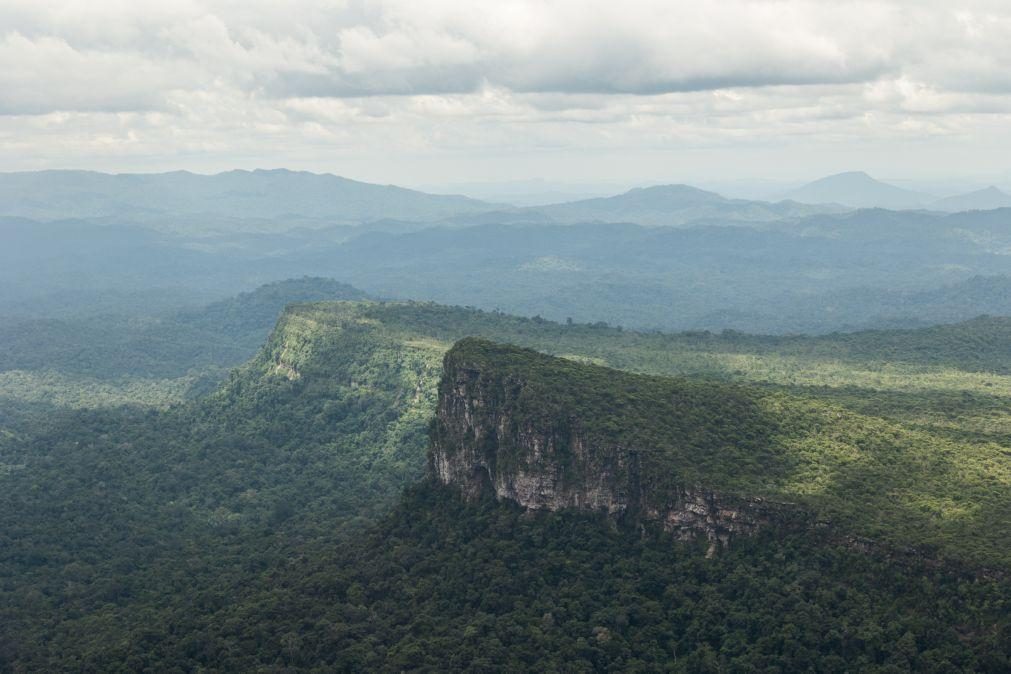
(245, 300, 1011, 565)
(1, 297, 1009, 669)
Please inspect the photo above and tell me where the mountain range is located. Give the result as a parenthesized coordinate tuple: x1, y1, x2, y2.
(783, 171, 930, 209)
(0, 169, 845, 231)
(783, 170, 1011, 212)
(931, 185, 1011, 211)
(2, 168, 1010, 669)
(0, 168, 495, 226)
(4, 169, 1011, 236)
(4, 205, 1010, 334)
(522, 184, 840, 226)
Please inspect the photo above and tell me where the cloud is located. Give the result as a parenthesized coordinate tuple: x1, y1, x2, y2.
(261, 1, 899, 98)
(6, 0, 1010, 110)
(2, 1, 1011, 181)
(0, 32, 193, 114)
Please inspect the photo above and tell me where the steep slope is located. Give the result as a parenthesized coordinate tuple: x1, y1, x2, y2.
(431, 339, 793, 552)
(784, 171, 929, 209)
(427, 337, 1011, 566)
(2, 300, 1009, 670)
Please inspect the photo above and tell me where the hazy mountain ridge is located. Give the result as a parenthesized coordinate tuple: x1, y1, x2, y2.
(0, 169, 849, 233)
(932, 185, 1011, 212)
(0, 168, 498, 226)
(6, 168, 1010, 239)
(783, 171, 932, 209)
(525, 183, 845, 226)
(783, 170, 1011, 213)
(5, 207, 1009, 334)
(3, 168, 1010, 354)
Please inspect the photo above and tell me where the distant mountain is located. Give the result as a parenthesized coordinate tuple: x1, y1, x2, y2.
(421, 179, 622, 206)
(0, 170, 848, 232)
(784, 171, 930, 210)
(177, 277, 370, 338)
(0, 169, 496, 227)
(527, 184, 841, 226)
(6, 204, 1009, 334)
(931, 186, 1011, 212)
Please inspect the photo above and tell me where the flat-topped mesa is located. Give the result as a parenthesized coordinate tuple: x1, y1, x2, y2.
(429, 338, 796, 552)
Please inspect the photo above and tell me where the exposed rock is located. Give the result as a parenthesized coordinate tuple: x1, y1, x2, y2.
(429, 347, 795, 551)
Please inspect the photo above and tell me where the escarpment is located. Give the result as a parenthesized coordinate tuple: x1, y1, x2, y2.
(429, 338, 799, 551)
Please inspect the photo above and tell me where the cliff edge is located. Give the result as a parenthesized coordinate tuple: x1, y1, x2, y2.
(429, 338, 798, 552)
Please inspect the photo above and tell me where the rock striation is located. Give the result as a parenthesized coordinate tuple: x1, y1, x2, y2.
(429, 339, 795, 553)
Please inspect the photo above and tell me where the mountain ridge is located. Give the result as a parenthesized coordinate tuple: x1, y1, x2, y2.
(422, 334, 1010, 566)
(527, 183, 843, 225)
(431, 338, 799, 555)
(784, 171, 931, 209)
(0, 168, 498, 224)
(3, 297, 1010, 669)
(932, 185, 1011, 212)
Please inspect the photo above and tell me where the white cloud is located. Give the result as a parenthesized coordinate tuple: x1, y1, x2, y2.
(1, 0, 1011, 182)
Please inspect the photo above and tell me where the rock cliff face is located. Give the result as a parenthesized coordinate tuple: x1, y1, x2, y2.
(430, 339, 794, 553)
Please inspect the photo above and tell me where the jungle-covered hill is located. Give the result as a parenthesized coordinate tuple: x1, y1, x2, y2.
(1, 299, 1008, 670)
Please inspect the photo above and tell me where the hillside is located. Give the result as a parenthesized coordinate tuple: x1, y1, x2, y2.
(1, 300, 1009, 669)
(14, 298, 1004, 560)
(243, 303, 1011, 565)
(0, 278, 370, 408)
(431, 337, 1010, 565)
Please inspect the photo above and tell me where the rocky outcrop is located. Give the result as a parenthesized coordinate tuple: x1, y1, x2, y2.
(429, 340, 796, 553)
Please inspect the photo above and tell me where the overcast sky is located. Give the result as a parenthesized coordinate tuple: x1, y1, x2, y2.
(3, 0, 1011, 189)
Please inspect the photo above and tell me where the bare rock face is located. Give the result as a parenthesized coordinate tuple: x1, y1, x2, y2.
(429, 346, 792, 553)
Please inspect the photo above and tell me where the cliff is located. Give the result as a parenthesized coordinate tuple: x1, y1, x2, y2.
(430, 338, 798, 553)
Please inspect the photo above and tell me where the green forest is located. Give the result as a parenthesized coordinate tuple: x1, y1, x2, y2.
(1, 286, 1009, 670)
(4, 12, 1011, 669)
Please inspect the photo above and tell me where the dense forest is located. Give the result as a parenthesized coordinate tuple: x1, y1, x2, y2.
(6, 3, 1011, 669)
(206, 485, 1009, 672)
(0, 278, 369, 407)
(5, 190, 1011, 335)
(1, 291, 1009, 669)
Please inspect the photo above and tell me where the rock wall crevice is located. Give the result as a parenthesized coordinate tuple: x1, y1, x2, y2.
(429, 353, 795, 553)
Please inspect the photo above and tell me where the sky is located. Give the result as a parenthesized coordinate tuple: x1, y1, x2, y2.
(3, 0, 1011, 191)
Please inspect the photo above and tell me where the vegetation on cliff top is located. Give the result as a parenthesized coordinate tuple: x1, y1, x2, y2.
(438, 337, 786, 493)
(1, 297, 1009, 669)
(439, 337, 1011, 566)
